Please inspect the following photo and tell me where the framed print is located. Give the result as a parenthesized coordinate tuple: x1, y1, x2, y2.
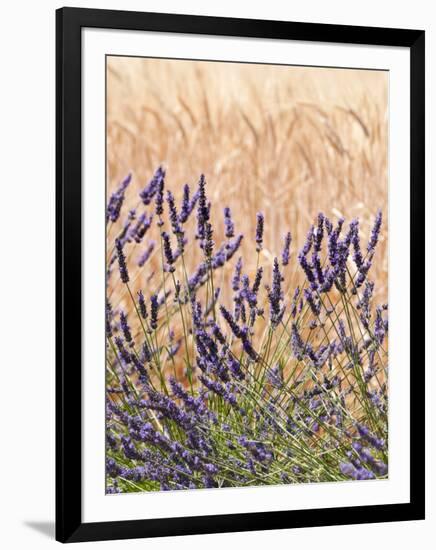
(56, 7, 425, 543)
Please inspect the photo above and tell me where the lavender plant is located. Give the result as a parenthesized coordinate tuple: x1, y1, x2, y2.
(105, 168, 388, 493)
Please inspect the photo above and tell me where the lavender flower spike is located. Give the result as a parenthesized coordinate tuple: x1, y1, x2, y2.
(224, 207, 235, 238)
(115, 238, 129, 283)
(252, 267, 263, 296)
(368, 210, 383, 253)
(107, 173, 132, 223)
(119, 311, 133, 346)
(166, 190, 184, 243)
(356, 423, 385, 450)
(232, 257, 243, 292)
(150, 294, 159, 331)
(162, 231, 175, 271)
(181, 186, 200, 225)
(155, 170, 165, 221)
(298, 250, 316, 289)
(291, 323, 305, 360)
(179, 184, 191, 224)
(340, 461, 375, 481)
(269, 258, 284, 328)
(137, 290, 147, 320)
(282, 231, 292, 266)
(301, 225, 314, 255)
(350, 219, 363, 269)
(196, 174, 209, 240)
(255, 212, 264, 252)
(220, 305, 242, 338)
(105, 299, 113, 337)
(137, 241, 155, 267)
(203, 222, 214, 259)
(139, 166, 165, 206)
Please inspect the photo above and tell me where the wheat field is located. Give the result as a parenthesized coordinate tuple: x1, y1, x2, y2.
(107, 57, 388, 306)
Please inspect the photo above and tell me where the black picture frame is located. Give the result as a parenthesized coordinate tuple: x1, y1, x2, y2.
(56, 6, 425, 543)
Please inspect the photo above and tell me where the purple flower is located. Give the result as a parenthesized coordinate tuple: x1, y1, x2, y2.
(114, 336, 131, 365)
(138, 290, 147, 319)
(169, 378, 214, 421)
(178, 184, 191, 223)
(139, 166, 165, 206)
(358, 446, 388, 476)
(212, 323, 226, 345)
(188, 262, 208, 292)
(220, 305, 242, 339)
(163, 240, 187, 272)
(158, 290, 171, 307)
(162, 231, 175, 270)
(269, 258, 284, 327)
(291, 323, 306, 361)
(368, 210, 382, 253)
(150, 294, 159, 331)
(357, 280, 374, 329)
(227, 354, 245, 380)
(106, 299, 113, 338)
(311, 213, 325, 284)
(199, 375, 237, 406)
(155, 170, 165, 220)
(141, 341, 152, 364)
(374, 306, 387, 344)
(169, 339, 182, 358)
(291, 286, 300, 318)
(164, 191, 178, 232)
(116, 218, 133, 247)
(203, 222, 214, 259)
(232, 257, 243, 292)
(282, 232, 292, 266)
(224, 207, 235, 238)
(239, 275, 257, 308)
(240, 328, 258, 361)
(355, 258, 373, 288)
(302, 226, 314, 255)
(356, 423, 385, 451)
(129, 213, 153, 244)
(238, 437, 273, 464)
(119, 311, 133, 346)
(304, 288, 321, 316)
(325, 217, 333, 235)
(330, 223, 352, 292)
(137, 241, 155, 267)
(313, 213, 324, 253)
(204, 463, 219, 475)
(339, 461, 357, 478)
(179, 184, 199, 224)
(349, 219, 363, 268)
(340, 462, 375, 480)
(255, 212, 264, 252)
(115, 238, 129, 283)
(196, 174, 209, 240)
(298, 251, 316, 289)
(319, 268, 336, 293)
(227, 235, 244, 260)
(267, 364, 283, 389)
(107, 173, 132, 223)
(252, 267, 263, 297)
(328, 217, 344, 267)
(131, 353, 149, 379)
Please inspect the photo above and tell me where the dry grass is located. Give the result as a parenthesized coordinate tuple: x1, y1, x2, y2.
(107, 56, 388, 315)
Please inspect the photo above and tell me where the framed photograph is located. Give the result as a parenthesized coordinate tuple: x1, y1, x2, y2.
(56, 7, 425, 543)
